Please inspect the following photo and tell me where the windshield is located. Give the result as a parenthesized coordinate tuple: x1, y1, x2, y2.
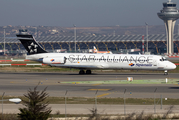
(160, 57, 168, 61)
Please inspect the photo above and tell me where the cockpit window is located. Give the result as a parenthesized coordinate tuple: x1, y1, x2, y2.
(160, 57, 168, 61)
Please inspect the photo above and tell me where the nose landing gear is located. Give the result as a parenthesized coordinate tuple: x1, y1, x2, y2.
(164, 70, 168, 75)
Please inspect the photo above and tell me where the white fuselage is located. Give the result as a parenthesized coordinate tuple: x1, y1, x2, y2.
(26, 53, 176, 71)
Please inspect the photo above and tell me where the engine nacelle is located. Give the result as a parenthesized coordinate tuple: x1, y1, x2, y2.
(42, 57, 66, 64)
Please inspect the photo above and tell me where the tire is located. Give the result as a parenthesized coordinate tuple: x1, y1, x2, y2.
(164, 72, 168, 75)
(79, 70, 85, 74)
(86, 70, 91, 74)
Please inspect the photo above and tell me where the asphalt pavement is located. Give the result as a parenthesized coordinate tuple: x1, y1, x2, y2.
(0, 72, 178, 98)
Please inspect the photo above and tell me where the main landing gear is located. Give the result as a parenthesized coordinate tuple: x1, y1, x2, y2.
(79, 70, 92, 74)
(164, 70, 168, 75)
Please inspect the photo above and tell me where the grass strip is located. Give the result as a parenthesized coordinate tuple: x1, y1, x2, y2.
(2, 96, 179, 105)
(62, 79, 179, 84)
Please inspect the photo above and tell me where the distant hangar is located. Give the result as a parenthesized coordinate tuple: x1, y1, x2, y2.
(0, 34, 179, 54)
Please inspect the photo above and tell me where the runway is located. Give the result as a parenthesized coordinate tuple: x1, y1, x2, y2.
(0, 72, 179, 98)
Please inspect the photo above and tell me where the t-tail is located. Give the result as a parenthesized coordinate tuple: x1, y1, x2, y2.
(16, 29, 47, 55)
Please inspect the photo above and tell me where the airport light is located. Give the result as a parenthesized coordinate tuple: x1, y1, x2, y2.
(69, 43, 71, 51)
(160, 94, 163, 109)
(35, 27, 37, 38)
(73, 24, 76, 53)
(3, 27, 6, 55)
(145, 22, 148, 52)
(33, 27, 38, 38)
(65, 90, 68, 119)
(95, 90, 98, 111)
(123, 88, 126, 115)
(154, 88, 157, 114)
(142, 35, 145, 55)
(1, 92, 5, 116)
(178, 24, 179, 35)
(31, 27, 38, 38)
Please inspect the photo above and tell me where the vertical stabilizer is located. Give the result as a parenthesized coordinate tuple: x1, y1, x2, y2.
(16, 30, 47, 55)
(93, 46, 98, 53)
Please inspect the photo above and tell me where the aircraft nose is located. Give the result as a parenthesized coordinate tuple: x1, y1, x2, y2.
(173, 63, 176, 69)
(170, 63, 176, 69)
(165, 62, 176, 70)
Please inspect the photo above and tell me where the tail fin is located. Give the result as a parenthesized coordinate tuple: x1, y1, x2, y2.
(16, 30, 47, 55)
(93, 46, 98, 53)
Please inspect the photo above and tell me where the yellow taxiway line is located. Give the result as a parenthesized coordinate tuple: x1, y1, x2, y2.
(88, 89, 110, 91)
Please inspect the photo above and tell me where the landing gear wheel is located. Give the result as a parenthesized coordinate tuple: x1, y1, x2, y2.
(79, 70, 85, 74)
(86, 70, 91, 74)
(164, 70, 168, 75)
(164, 72, 168, 75)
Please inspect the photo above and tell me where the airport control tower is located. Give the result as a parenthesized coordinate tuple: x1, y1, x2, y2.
(158, 0, 179, 55)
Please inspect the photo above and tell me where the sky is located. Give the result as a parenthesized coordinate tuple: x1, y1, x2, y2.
(0, 0, 179, 27)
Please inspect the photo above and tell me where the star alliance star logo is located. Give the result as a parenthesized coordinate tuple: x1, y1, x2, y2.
(28, 42, 38, 53)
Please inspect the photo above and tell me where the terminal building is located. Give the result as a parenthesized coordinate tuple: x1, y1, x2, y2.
(0, 34, 179, 55)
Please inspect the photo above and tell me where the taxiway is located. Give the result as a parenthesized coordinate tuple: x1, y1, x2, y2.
(0, 72, 178, 98)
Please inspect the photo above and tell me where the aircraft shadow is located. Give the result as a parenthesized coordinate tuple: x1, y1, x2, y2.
(169, 87, 179, 89)
(0, 72, 169, 76)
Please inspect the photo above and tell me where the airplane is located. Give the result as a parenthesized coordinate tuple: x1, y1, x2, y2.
(16, 30, 176, 75)
(93, 46, 112, 54)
